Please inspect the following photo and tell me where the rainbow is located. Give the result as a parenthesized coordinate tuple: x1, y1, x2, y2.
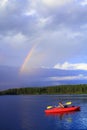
(19, 37, 42, 74)
(20, 36, 43, 74)
(20, 43, 39, 74)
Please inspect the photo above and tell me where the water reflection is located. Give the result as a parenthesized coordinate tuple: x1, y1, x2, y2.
(45, 111, 81, 130)
(45, 111, 78, 121)
(20, 96, 31, 130)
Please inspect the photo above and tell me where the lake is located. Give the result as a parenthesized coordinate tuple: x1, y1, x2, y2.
(0, 95, 87, 130)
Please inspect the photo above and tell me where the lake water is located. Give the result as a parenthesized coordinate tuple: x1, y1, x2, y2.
(0, 95, 87, 130)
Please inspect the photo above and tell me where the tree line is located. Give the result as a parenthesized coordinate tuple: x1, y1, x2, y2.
(0, 84, 87, 95)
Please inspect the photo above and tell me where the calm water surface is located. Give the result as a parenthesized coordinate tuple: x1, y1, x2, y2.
(0, 95, 87, 130)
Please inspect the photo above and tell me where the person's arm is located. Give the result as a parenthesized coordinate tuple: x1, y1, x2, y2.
(59, 103, 64, 108)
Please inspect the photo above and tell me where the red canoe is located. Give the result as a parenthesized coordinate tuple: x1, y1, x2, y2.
(45, 106, 80, 113)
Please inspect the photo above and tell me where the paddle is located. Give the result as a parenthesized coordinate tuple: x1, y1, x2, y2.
(65, 101, 72, 105)
(47, 106, 53, 109)
(47, 101, 72, 109)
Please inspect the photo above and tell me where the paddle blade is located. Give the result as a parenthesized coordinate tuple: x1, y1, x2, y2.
(66, 102, 72, 105)
(47, 106, 53, 109)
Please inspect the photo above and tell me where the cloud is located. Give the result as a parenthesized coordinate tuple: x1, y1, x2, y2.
(0, 33, 29, 66)
(48, 5, 87, 31)
(6, 33, 28, 48)
(0, 0, 87, 69)
(0, 0, 8, 8)
(1, 0, 87, 88)
(80, 0, 87, 6)
(0, 0, 87, 36)
(41, 0, 72, 8)
(46, 74, 87, 81)
(54, 62, 87, 70)
(0, 0, 86, 36)
(0, 0, 38, 36)
(0, 33, 29, 53)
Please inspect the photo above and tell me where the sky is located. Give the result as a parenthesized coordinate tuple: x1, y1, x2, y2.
(0, 0, 87, 89)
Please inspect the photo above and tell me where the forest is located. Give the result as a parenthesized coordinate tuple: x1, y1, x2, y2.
(0, 84, 87, 95)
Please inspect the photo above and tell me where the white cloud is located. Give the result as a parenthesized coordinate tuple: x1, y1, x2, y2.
(0, 0, 8, 8)
(54, 62, 87, 70)
(42, 0, 72, 8)
(24, 9, 36, 16)
(47, 74, 87, 81)
(80, 0, 87, 6)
